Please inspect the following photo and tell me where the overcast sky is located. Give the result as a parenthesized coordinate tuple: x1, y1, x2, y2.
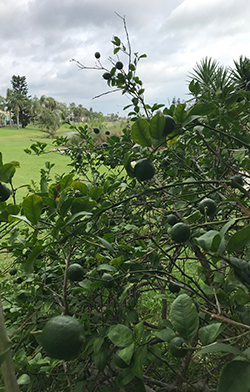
(0, 0, 250, 115)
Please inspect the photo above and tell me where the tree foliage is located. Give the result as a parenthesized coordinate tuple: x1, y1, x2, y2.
(1, 17, 250, 392)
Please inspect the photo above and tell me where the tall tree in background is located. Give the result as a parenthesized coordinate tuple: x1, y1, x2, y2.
(11, 75, 32, 128)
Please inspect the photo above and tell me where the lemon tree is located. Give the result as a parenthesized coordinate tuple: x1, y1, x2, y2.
(1, 18, 250, 392)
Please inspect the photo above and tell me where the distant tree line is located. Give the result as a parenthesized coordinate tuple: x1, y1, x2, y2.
(0, 75, 122, 137)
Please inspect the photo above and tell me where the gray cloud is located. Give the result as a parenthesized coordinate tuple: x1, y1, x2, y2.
(0, 0, 250, 114)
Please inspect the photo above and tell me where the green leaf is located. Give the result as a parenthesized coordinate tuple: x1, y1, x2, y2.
(89, 185, 103, 200)
(71, 197, 96, 214)
(116, 368, 134, 387)
(0, 152, 3, 167)
(149, 113, 165, 139)
(198, 323, 224, 345)
(97, 236, 115, 256)
(189, 80, 201, 95)
(220, 219, 236, 237)
(227, 225, 250, 254)
(134, 321, 144, 344)
(131, 119, 152, 146)
(132, 346, 147, 379)
(93, 341, 109, 371)
(195, 342, 244, 357)
(123, 153, 135, 178)
(169, 294, 199, 342)
(108, 324, 134, 347)
(17, 374, 30, 386)
(23, 194, 43, 225)
(195, 230, 221, 252)
(118, 342, 135, 365)
(24, 245, 44, 273)
(71, 181, 89, 195)
(0, 163, 16, 183)
(155, 328, 175, 343)
(188, 103, 217, 117)
(218, 361, 250, 392)
(173, 103, 187, 124)
(97, 264, 116, 272)
(59, 173, 74, 191)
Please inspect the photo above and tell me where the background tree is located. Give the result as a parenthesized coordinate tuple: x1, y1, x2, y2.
(10, 75, 32, 128)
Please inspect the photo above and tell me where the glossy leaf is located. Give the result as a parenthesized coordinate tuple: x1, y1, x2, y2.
(23, 194, 43, 225)
(198, 323, 224, 345)
(195, 230, 221, 252)
(118, 342, 135, 365)
(0, 163, 16, 183)
(108, 324, 134, 347)
(170, 294, 199, 342)
(149, 113, 165, 139)
(195, 342, 243, 357)
(218, 361, 250, 392)
(227, 225, 250, 253)
(131, 119, 152, 146)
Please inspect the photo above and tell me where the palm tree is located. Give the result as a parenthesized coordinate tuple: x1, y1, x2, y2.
(188, 57, 234, 102)
(230, 56, 250, 91)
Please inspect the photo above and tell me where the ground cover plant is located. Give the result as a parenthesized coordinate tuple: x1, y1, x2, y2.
(1, 16, 250, 392)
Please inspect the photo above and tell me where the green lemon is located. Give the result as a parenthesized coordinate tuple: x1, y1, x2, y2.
(169, 282, 180, 293)
(198, 198, 217, 216)
(163, 115, 176, 136)
(116, 61, 123, 70)
(41, 315, 85, 360)
(9, 268, 17, 276)
(170, 223, 191, 243)
(230, 175, 244, 188)
(67, 263, 84, 282)
(102, 72, 111, 80)
(166, 214, 178, 226)
(0, 183, 11, 202)
(169, 337, 187, 358)
(102, 273, 114, 288)
(134, 158, 155, 181)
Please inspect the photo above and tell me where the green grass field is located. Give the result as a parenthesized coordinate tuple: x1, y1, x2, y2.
(0, 124, 72, 200)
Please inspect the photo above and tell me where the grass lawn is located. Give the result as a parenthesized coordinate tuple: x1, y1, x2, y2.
(0, 124, 75, 202)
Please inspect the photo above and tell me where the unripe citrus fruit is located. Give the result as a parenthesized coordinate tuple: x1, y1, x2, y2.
(93, 127, 100, 134)
(67, 263, 84, 282)
(169, 282, 180, 293)
(171, 223, 191, 243)
(169, 337, 187, 358)
(163, 115, 176, 136)
(0, 183, 11, 202)
(95, 52, 101, 59)
(166, 214, 178, 226)
(102, 273, 114, 288)
(134, 158, 155, 181)
(116, 61, 123, 70)
(103, 72, 111, 80)
(9, 268, 17, 276)
(230, 175, 244, 188)
(41, 315, 85, 360)
(105, 130, 110, 135)
(198, 198, 216, 216)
